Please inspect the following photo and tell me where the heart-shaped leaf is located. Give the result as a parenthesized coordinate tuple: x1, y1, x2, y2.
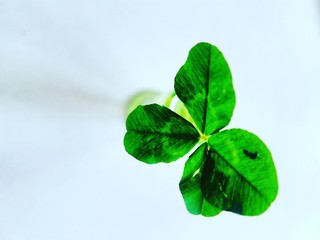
(204, 129, 278, 215)
(174, 42, 236, 135)
(179, 143, 221, 217)
(124, 104, 200, 164)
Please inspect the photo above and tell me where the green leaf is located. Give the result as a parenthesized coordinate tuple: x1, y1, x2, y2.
(179, 143, 222, 217)
(124, 104, 200, 164)
(205, 129, 278, 216)
(174, 42, 236, 135)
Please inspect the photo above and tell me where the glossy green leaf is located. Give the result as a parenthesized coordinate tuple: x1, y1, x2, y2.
(179, 143, 222, 217)
(124, 104, 200, 164)
(174, 42, 236, 135)
(205, 129, 278, 216)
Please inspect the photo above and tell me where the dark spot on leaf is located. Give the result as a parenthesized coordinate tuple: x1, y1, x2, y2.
(227, 201, 243, 215)
(243, 149, 258, 160)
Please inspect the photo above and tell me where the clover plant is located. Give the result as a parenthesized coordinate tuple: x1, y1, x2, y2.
(124, 42, 278, 217)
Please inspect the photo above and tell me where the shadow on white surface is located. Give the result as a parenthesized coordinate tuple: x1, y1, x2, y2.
(0, 0, 320, 240)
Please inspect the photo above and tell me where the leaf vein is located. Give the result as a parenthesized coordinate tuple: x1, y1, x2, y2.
(211, 148, 269, 204)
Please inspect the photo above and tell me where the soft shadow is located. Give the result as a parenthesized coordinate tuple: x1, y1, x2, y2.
(318, 0, 320, 25)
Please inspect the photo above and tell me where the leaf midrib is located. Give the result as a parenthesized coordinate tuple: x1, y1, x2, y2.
(210, 148, 269, 204)
(202, 47, 211, 134)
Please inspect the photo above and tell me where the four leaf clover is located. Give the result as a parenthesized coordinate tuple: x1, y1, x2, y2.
(124, 42, 278, 217)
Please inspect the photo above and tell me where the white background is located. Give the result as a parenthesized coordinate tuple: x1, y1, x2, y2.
(1, 0, 320, 239)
